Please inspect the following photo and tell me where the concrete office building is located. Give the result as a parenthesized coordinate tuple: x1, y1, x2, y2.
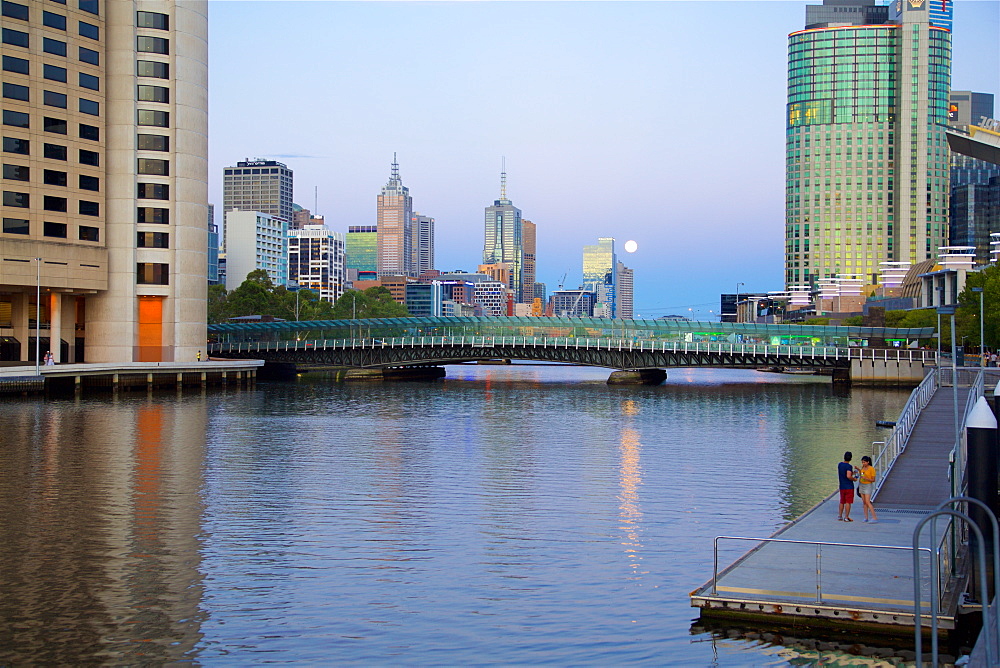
(616, 261, 633, 319)
(222, 158, 292, 227)
(412, 212, 433, 275)
(551, 289, 595, 318)
(483, 167, 524, 301)
(224, 210, 286, 290)
(785, 0, 953, 289)
(472, 280, 507, 316)
(1, 0, 208, 363)
(287, 224, 344, 304)
(377, 155, 412, 277)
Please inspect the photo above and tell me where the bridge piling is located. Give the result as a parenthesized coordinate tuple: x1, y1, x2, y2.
(607, 369, 667, 385)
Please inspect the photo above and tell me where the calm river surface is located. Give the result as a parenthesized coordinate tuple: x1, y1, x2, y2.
(0, 365, 912, 665)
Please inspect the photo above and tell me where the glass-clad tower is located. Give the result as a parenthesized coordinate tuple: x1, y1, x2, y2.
(785, 0, 952, 288)
(483, 167, 523, 302)
(582, 237, 617, 318)
(346, 225, 377, 276)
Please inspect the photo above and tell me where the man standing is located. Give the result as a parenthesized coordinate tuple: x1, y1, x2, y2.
(838, 451, 856, 522)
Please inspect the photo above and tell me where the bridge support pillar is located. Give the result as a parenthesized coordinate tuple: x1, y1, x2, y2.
(607, 368, 667, 386)
(848, 359, 927, 386)
(832, 368, 851, 385)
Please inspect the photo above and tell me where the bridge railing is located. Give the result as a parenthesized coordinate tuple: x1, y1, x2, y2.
(872, 369, 938, 498)
(210, 336, 939, 364)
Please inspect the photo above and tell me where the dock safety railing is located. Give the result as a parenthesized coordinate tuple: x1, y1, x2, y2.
(949, 368, 985, 500)
(871, 369, 939, 498)
(712, 535, 937, 605)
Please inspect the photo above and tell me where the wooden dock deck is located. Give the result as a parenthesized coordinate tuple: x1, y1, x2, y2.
(691, 375, 980, 632)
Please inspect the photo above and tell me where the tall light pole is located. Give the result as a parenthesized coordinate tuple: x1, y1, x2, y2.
(35, 257, 41, 375)
(973, 286, 985, 367)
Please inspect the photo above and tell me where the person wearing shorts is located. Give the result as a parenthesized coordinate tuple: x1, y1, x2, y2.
(857, 455, 877, 523)
(838, 451, 856, 522)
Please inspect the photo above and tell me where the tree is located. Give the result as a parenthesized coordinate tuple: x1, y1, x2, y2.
(207, 283, 229, 324)
(957, 264, 1000, 350)
(224, 269, 279, 318)
(330, 287, 409, 319)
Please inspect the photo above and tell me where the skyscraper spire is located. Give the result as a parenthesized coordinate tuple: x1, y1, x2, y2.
(498, 157, 510, 205)
(391, 152, 400, 182)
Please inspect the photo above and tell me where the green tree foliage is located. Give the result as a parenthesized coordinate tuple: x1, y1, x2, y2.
(957, 264, 1000, 349)
(207, 283, 229, 324)
(208, 269, 340, 323)
(330, 287, 410, 319)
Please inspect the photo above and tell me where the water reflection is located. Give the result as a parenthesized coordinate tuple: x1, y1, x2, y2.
(618, 400, 644, 579)
(0, 397, 207, 664)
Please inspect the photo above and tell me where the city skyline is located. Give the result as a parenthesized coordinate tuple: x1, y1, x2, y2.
(207, 1, 999, 318)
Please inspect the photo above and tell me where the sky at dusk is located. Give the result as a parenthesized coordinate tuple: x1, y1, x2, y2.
(208, 0, 1000, 318)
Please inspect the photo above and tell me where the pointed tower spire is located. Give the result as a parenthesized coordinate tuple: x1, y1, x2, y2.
(391, 152, 399, 182)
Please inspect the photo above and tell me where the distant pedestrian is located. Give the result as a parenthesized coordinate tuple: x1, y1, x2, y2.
(990, 351, 997, 367)
(196, 350, 202, 362)
(44, 351, 54, 366)
(838, 451, 856, 522)
(858, 456, 877, 523)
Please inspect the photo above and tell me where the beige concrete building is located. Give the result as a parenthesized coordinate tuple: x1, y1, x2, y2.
(1, 0, 208, 363)
(376, 155, 412, 278)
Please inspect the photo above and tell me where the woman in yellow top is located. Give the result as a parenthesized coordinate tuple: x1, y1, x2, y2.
(857, 456, 877, 523)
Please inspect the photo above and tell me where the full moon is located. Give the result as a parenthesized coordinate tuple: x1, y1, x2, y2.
(624, 240, 638, 253)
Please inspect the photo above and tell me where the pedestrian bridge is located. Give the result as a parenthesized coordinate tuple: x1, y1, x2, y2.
(207, 316, 936, 376)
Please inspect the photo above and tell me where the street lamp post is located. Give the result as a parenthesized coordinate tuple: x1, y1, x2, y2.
(973, 286, 985, 367)
(35, 257, 40, 376)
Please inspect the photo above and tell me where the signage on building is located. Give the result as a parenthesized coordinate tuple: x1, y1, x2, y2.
(979, 117, 1000, 133)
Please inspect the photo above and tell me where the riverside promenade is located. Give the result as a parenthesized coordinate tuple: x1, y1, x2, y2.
(691, 368, 992, 633)
(0, 359, 264, 395)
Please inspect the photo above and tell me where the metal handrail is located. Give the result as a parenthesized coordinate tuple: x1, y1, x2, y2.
(948, 369, 985, 500)
(871, 368, 939, 497)
(713, 535, 932, 604)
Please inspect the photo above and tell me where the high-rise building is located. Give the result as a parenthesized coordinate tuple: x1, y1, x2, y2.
(208, 204, 219, 284)
(223, 158, 293, 226)
(0, 1, 208, 363)
(472, 280, 507, 316)
(483, 167, 524, 301)
(551, 289, 595, 318)
(377, 154, 412, 277)
(346, 225, 378, 279)
(948, 92, 1000, 264)
(785, 0, 953, 288)
(522, 219, 536, 301)
(616, 261, 634, 319)
(287, 224, 345, 304)
(405, 281, 442, 317)
(583, 237, 616, 318)
(412, 212, 434, 275)
(224, 210, 287, 290)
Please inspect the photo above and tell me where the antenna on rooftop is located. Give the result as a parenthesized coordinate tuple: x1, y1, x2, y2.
(391, 152, 399, 181)
(500, 156, 507, 200)
(314, 185, 318, 214)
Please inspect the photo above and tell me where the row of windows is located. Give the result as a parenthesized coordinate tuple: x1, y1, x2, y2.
(2, 190, 98, 214)
(3, 55, 100, 89)
(2, 216, 98, 239)
(2, 164, 99, 190)
(3, 85, 100, 115)
(2, 111, 99, 140)
(1, 21, 98, 45)
(2, 136, 99, 165)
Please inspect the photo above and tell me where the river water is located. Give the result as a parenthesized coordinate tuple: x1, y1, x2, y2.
(0, 365, 912, 665)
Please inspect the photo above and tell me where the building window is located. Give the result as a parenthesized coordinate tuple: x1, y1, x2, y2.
(44, 64, 67, 82)
(79, 123, 98, 141)
(137, 109, 168, 127)
(78, 21, 98, 40)
(137, 183, 168, 200)
(79, 46, 98, 65)
(78, 72, 99, 90)
(43, 195, 66, 211)
(78, 0, 98, 15)
(137, 231, 169, 248)
(43, 169, 66, 186)
(2, 55, 29, 74)
(3, 110, 29, 128)
(44, 143, 66, 160)
(78, 174, 98, 191)
(44, 90, 67, 108)
(44, 117, 67, 134)
(137, 206, 168, 224)
(43, 221, 67, 238)
(1, 28, 29, 48)
(137, 85, 169, 103)
(136, 263, 169, 285)
(1, 2, 28, 21)
(136, 36, 168, 54)
(78, 225, 98, 241)
(136, 11, 168, 29)
(138, 158, 168, 175)
(137, 60, 168, 78)
(43, 37, 66, 56)
(3, 137, 29, 154)
(78, 98, 99, 115)
(3, 191, 28, 207)
(78, 200, 98, 216)
(3, 217, 28, 234)
(78, 148, 98, 165)
(42, 11, 66, 30)
(137, 134, 168, 151)
(2, 83, 28, 102)
(2, 164, 28, 181)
